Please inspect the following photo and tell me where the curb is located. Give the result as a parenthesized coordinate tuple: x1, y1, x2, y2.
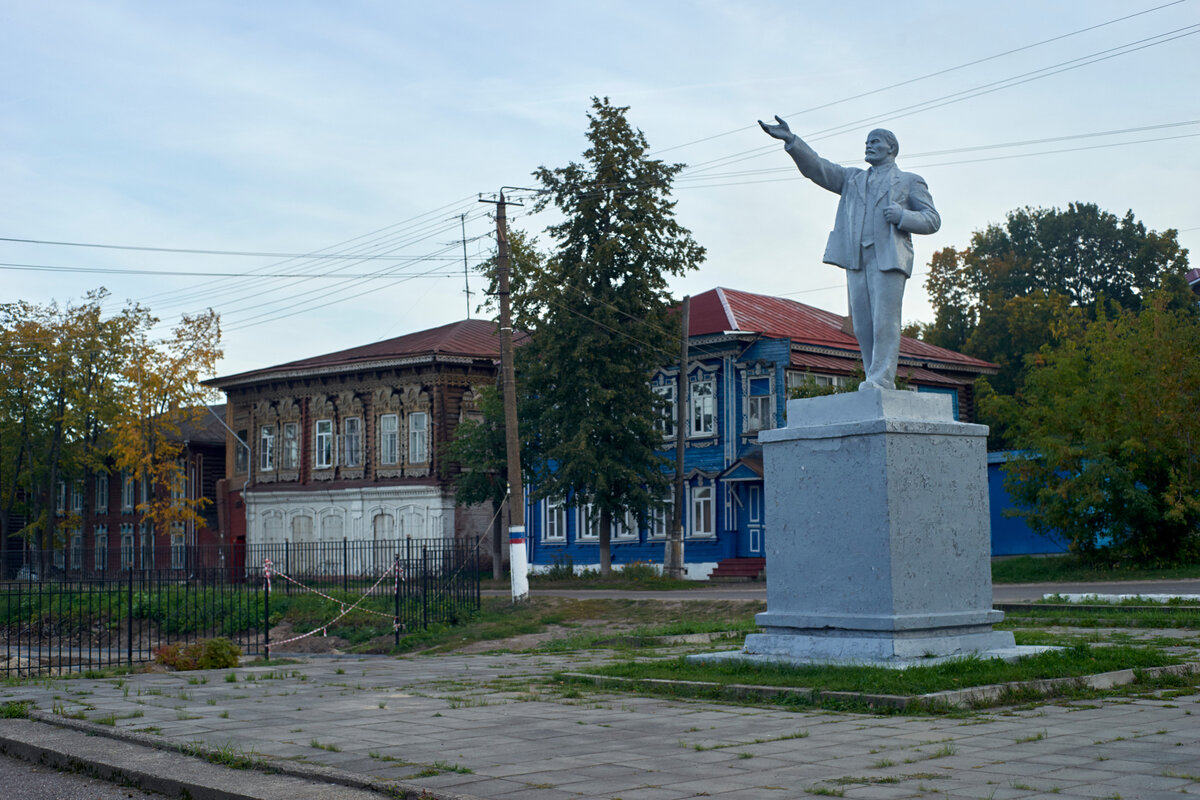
(0, 712, 484, 800)
(560, 661, 1200, 711)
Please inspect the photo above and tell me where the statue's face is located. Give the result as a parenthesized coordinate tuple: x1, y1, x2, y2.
(864, 131, 895, 166)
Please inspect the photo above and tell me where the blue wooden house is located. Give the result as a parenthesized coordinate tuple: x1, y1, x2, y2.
(523, 287, 1002, 579)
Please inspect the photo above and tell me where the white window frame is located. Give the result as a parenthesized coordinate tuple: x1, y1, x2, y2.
(576, 504, 599, 541)
(281, 422, 299, 469)
(690, 484, 715, 538)
(70, 528, 82, 569)
(612, 509, 638, 541)
(56, 481, 67, 513)
(139, 522, 153, 570)
(121, 473, 135, 513)
(745, 374, 775, 434)
(379, 414, 399, 465)
(654, 383, 677, 439)
(342, 417, 363, 467)
(71, 482, 83, 514)
(170, 527, 186, 570)
(120, 525, 135, 570)
(543, 498, 567, 542)
(786, 370, 853, 393)
(689, 376, 716, 437)
(95, 473, 109, 513)
(314, 419, 333, 469)
(408, 412, 428, 464)
(259, 424, 275, 472)
(94, 525, 108, 571)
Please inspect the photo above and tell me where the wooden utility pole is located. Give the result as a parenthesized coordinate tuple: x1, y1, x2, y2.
(481, 190, 528, 601)
(664, 296, 689, 579)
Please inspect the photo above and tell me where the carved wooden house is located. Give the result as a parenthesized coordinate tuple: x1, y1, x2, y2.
(208, 319, 511, 554)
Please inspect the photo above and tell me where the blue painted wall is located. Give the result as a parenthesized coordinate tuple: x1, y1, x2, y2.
(987, 451, 1068, 556)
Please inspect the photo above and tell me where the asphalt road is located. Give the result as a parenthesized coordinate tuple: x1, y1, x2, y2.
(0, 751, 164, 800)
(484, 578, 1200, 603)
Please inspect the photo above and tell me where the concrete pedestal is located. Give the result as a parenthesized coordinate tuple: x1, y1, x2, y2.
(741, 387, 1014, 663)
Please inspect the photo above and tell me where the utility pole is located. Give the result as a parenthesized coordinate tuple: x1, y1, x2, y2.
(479, 189, 528, 601)
(460, 214, 472, 319)
(665, 296, 689, 579)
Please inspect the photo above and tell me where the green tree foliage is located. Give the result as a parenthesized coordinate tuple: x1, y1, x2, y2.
(0, 291, 221, 563)
(925, 204, 1187, 349)
(989, 288, 1200, 566)
(522, 97, 705, 575)
(921, 203, 1187, 447)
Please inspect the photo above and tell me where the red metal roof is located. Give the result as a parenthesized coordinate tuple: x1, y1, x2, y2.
(690, 287, 995, 371)
(212, 318, 523, 386)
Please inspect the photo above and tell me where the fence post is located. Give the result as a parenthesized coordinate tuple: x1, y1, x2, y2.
(393, 553, 401, 648)
(263, 559, 271, 662)
(127, 567, 134, 666)
(343, 537, 349, 594)
(422, 547, 428, 631)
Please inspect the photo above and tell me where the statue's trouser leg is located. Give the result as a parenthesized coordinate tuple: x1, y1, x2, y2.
(849, 248, 907, 389)
(847, 252, 875, 381)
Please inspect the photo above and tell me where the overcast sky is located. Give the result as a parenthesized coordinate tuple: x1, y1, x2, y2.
(3, 0, 1197, 376)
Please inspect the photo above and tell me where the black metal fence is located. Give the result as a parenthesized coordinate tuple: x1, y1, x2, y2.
(1, 538, 480, 678)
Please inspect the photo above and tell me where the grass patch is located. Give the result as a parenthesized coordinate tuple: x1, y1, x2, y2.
(379, 596, 763, 655)
(562, 643, 1181, 709)
(992, 555, 1200, 584)
(1000, 604, 1200, 629)
(1, 700, 32, 718)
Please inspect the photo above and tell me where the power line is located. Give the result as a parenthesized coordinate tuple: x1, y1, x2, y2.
(682, 23, 1200, 178)
(0, 237, 458, 260)
(651, 0, 1191, 156)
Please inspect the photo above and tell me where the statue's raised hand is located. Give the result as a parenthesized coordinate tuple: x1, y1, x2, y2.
(759, 115, 794, 143)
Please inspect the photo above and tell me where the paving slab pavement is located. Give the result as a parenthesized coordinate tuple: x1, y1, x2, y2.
(1, 651, 1198, 799)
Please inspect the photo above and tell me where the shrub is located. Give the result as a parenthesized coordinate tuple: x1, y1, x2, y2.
(542, 554, 577, 581)
(155, 638, 242, 671)
(618, 560, 660, 581)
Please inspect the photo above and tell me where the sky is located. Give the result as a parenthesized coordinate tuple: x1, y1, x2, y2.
(3, 0, 1198, 377)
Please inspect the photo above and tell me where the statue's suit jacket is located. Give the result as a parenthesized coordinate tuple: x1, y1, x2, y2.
(785, 138, 940, 276)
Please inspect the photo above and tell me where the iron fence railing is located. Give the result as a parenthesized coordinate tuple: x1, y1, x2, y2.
(1, 538, 480, 678)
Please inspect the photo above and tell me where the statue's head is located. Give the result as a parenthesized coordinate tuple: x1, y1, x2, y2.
(864, 129, 898, 166)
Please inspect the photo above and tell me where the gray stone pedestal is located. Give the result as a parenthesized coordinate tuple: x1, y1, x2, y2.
(740, 387, 1014, 663)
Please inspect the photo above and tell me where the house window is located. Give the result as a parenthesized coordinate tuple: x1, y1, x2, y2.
(576, 504, 598, 541)
(379, 414, 399, 465)
(654, 383, 676, 438)
(292, 515, 314, 542)
(281, 422, 299, 469)
(56, 481, 67, 514)
(140, 474, 150, 506)
(408, 412, 428, 464)
(786, 371, 853, 393)
(70, 528, 82, 569)
(138, 522, 152, 569)
(259, 425, 275, 471)
(170, 527, 186, 570)
(343, 417, 362, 467)
(649, 490, 672, 539)
(120, 526, 135, 569)
(314, 419, 333, 468)
(690, 484, 714, 537)
(95, 473, 109, 513)
(690, 377, 715, 437)
(543, 498, 566, 542)
(171, 465, 186, 502)
(612, 509, 638, 541)
(235, 429, 249, 474)
(373, 513, 395, 540)
(71, 482, 83, 514)
(94, 525, 109, 571)
(746, 376, 775, 433)
(121, 473, 135, 513)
